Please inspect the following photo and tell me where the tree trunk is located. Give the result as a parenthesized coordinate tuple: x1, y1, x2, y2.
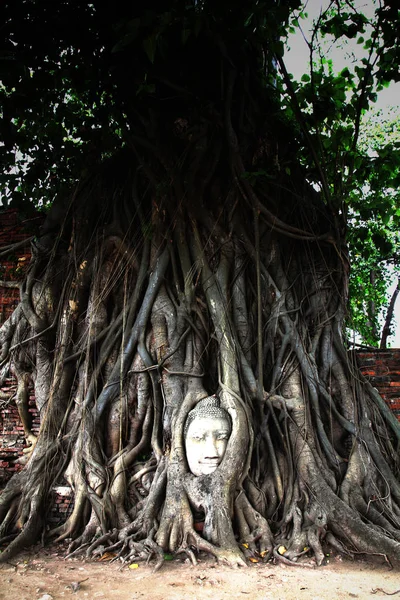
(0, 72, 399, 568)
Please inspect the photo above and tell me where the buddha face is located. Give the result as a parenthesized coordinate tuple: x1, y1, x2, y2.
(185, 415, 231, 476)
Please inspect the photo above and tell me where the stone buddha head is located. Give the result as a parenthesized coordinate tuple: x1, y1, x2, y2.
(184, 396, 232, 476)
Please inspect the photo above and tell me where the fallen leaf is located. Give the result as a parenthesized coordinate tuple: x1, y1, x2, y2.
(163, 554, 174, 561)
(99, 552, 116, 561)
(277, 545, 287, 555)
(129, 563, 139, 569)
(242, 543, 249, 549)
(248, 557, 259, 563)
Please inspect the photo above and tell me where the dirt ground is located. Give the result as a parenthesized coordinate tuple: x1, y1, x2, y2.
(0, 545, 399, 600)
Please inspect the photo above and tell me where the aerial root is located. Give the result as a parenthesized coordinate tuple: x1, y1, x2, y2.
(324, 532, 354, 557)
(273, 499, 329, 567)
(0, 502, 43, 563)
(22, 433, 38, 455)
(86, 527, 165, 571)
(65, 542, 91, 559)
(155, 496, 248, 567)
(50, 493, 87, 543)
(235, 492, 274, 562)
(121, 535, 165, 572)
(272, 546, 315, 568)
(307, 524, 326, 565)
(0, 501, 19, 539)
(0, 533, 18, 546)
(152, 510, 248, 568)
(275, 521, 326, 566)
(15, 434, 38, 465)
(175, 544, 198, 566)
(184, 529, 248, 568)
(66, 521, 103, 558)
(86, 529, 119, 557)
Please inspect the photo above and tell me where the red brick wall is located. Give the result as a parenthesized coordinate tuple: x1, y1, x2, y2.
(0, 377, 40, 482)
(356, 349, 400, 422)
(49, 486, 74, 524)
(0, 208, 43, 325)
(0, 209, 43, 479)
(0, 377, 74, 523)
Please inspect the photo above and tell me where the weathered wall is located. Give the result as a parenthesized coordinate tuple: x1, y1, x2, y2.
(356, 349, 400, 422)
(0, 208, 42, 325)
(0, 376, 74, 523)
(0, 378, 39, 481)
(0, 209, 42, 480)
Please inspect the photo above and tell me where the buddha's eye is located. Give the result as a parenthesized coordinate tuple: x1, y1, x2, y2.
(217, 432, 229, 440)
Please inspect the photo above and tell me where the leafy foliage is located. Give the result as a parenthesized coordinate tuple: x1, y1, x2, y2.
(1, 0, 399, 342)
(280, 0, 400, 345)
(347, 109, 400, 345)
(0, 0, 300, 207)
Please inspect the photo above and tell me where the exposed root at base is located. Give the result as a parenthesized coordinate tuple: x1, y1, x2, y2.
(272, 547, 315, 568)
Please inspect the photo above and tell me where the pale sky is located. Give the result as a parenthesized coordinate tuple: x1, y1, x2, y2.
(284, 0, 400, 347)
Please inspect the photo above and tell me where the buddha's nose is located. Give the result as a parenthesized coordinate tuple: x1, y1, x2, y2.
(203, 435, 219, 458)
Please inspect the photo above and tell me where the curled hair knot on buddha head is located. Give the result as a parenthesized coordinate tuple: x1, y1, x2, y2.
(184, 395, 231, 437)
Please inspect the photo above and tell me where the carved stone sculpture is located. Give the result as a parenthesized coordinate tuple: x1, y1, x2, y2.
(184, 396, 231, 476)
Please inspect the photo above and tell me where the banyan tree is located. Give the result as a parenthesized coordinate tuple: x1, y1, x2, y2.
(0, 0, 399, 567)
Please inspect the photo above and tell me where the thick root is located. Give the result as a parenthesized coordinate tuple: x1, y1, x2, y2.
(273, 547, 315, 569)
(235, 490, 274, 561)
(22, 433, 38, 455)
(0, 502, 43, 563)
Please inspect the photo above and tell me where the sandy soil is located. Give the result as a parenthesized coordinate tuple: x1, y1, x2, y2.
(0, 545, 399, 600)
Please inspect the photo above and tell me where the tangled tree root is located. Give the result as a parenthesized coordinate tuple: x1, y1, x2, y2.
(0, 87, 400, 568)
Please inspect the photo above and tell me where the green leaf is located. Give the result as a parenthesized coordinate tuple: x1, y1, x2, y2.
(111, 19, 140, 53)
(143, 35, 158, 63)
(244, 13, 254, 27)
